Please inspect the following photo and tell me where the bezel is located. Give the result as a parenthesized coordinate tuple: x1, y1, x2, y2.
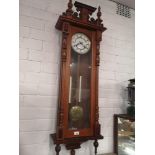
(71, 33, 91, 54)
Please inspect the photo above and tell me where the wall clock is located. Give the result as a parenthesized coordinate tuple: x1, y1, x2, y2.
(51, 1, 107, 155)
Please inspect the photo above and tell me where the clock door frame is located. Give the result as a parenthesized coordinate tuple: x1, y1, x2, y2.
(63, 26, 97, 138)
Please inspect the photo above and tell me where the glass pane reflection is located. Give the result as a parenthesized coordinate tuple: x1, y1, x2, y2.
(68, 48, 91, 130)
(118, 117, 135, 155)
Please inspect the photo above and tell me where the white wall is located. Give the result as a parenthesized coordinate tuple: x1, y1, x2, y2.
(19, 0, 135, 155)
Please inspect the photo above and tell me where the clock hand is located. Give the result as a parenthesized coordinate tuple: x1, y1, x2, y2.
(79, 42, 89, 50)
(76, 42, 81, 47)
(80, 43, 88, 50)
(80, 41, 84, 46)
(79, 42, 85, 49)
(76, 42, 85, 50)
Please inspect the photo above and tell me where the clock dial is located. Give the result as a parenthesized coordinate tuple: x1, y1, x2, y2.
(71, 33, 91, 54)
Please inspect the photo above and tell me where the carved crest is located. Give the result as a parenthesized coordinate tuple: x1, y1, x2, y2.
(55, 1, 107, 32)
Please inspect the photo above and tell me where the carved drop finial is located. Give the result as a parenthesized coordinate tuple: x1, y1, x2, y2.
(66, 0, 73, 16)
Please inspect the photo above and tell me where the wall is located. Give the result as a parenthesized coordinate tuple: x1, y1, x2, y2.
(19, 0, 135, 155)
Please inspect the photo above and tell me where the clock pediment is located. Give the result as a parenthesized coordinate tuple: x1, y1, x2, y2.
(55, 1, 107, 32)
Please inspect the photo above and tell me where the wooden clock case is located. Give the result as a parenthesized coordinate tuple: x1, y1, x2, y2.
(51, 1, 107, 155)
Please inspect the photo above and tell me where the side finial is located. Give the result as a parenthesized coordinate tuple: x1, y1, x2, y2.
(66, 0, 73, 16)
(97, 6, 102, 25)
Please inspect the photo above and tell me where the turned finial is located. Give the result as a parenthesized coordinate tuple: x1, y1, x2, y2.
(97, 6, 102, 25)
(66, 0, 73, 16)
(97, 6, 101, 19)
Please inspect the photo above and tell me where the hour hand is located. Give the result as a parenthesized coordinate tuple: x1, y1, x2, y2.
(76, 42, 81, 47)
(76, 42, 84, 49)
(73, 42, 79, 48)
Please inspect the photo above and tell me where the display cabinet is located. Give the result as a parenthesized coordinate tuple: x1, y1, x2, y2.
(114, 114, 135, 155)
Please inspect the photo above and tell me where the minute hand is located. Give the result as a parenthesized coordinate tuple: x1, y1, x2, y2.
(80, 42, 86, 49)
(76, 42, 81, 46)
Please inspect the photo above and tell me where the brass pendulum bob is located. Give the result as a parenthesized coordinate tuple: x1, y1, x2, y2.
(70, 74, 83, 122)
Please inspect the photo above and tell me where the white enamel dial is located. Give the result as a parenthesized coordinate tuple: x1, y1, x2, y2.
(71, 33, 91, 54)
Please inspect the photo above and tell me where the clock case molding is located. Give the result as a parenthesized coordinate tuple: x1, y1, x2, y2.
(51, 1, 107, 155)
